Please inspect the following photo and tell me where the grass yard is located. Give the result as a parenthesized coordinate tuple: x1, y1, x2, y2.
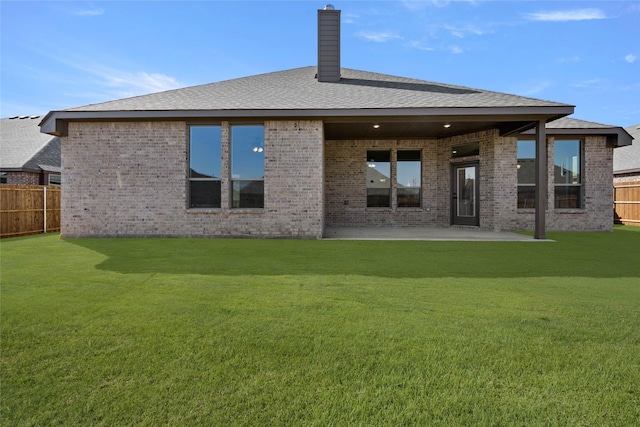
(1, 227, 639, 426)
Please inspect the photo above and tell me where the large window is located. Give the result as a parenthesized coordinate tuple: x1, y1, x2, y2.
(231, 125, 264, 209)
(189, 125, 222, 208)
(517, 140, 536, 209)
(366, 150, 391, 207)
(397, 150, 421, 207)
(554, 140, 582, 209)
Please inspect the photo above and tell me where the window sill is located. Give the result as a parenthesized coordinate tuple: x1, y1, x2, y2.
(554, 209, 585, 214)
(230, 209, 264, 214)
(187, 208, 221, 214)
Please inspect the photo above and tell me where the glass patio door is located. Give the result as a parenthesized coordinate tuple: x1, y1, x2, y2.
(452, 163, 479, 226)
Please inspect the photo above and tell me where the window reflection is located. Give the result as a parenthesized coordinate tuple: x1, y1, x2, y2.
(397, 150, 421, 208)
(554, 140, 582, 209)
(231, 125, 265, 208)
(189, 125, 221, 208)
(366, 150, 391, 207)
(517, 140, 535, 209)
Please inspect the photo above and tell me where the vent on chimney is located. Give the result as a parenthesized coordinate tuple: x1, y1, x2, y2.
(317, 6, 340, 82)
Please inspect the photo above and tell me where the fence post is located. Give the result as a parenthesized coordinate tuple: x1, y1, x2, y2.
(43, 186, 47, 233)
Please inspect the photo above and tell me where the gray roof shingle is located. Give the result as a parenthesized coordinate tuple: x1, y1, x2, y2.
(1, 116, 61, 171)
(64, 66, 571, 112)
(614, 123, 640, 174)
(546, 117, 620, 130)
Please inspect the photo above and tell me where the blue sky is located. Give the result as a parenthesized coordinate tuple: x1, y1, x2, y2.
(1, 0, 639, 127)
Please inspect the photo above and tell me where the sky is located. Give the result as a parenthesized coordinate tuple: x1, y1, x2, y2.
(1, 0, 639, 127)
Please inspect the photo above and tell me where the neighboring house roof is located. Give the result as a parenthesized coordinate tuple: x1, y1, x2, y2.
(41, 66, 576, 139)
(1, 116, 61, 173)
(613, 123, 640, 175)
(522, 116, 633, 147)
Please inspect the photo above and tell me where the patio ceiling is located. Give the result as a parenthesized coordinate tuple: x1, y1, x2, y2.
(323, 117, 545, 140)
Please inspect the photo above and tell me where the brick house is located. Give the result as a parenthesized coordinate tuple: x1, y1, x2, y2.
(39, 7, 631, 239)
(1, 116, 61, 185)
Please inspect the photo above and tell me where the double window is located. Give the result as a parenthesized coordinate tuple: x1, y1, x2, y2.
(516, 139, 583, 209)
(366, 150, 421, 208)
(188, 124, 265, 209)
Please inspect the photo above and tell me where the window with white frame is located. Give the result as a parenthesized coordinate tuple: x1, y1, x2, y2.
(554, 140, 582, 209)
(231, 125, 264, 209)
(188, 125, 222, 208)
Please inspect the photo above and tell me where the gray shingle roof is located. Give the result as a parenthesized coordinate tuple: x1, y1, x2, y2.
(64, 66, 571, 112)
(614, 123, 640, 174)
(546, 117, 620, 130)
(1, 116, 61, 171)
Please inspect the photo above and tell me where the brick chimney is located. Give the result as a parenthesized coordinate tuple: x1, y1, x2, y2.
(317, 5, 341, 82)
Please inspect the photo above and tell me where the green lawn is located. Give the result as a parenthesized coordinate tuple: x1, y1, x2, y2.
(2, 227, 639, 426)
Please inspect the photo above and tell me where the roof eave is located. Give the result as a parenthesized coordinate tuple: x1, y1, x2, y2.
(614, 167, 640, 176)
(522, 126, 633, 147)
(40, 105, 574, 137)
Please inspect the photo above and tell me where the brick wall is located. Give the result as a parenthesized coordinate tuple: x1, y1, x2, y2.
(325, 131, 614, 232)
(4, 172, 40, 185)
(62, 120, 324, 238)
(614, 173, 640, 184)
(511, 136, 614, 232)
(325, 139, 439, 227)
(62, 121, 614, 237)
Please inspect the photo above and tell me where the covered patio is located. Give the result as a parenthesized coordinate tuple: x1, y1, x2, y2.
(323, 226, 552, 241)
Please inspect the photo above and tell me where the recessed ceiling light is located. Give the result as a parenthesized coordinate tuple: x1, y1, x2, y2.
(444, 123, 452, 128)
(373, 124, 380, 129)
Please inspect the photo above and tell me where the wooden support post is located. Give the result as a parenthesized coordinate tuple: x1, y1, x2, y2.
(534, 120, 547, 239)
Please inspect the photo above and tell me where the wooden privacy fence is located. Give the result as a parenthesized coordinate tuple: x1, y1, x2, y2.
(0, 185, 61, 238)
(614, 181, 640, 226)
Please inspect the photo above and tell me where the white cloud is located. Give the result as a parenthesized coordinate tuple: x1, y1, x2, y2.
(408, 40, 435, 51)
(402, 0, 480, 10)
(526, 8, 606, 22)
(74, 8, 104, 16)
(357, 31, 402, 43)
(449, 45, 464, 54)
(558, 55, 582, 64)
(524, 81, 552, 96)
(625, 54, 637, 63)
(571, 78, 606, 89)
(102, 71, 182, 95)
(430, 0, 451, 7)
(342, 13, 358, 24)
(444, 24, 486, 38)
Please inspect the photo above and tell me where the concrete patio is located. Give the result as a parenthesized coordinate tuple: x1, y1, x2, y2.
(323, 226, 553, 242)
